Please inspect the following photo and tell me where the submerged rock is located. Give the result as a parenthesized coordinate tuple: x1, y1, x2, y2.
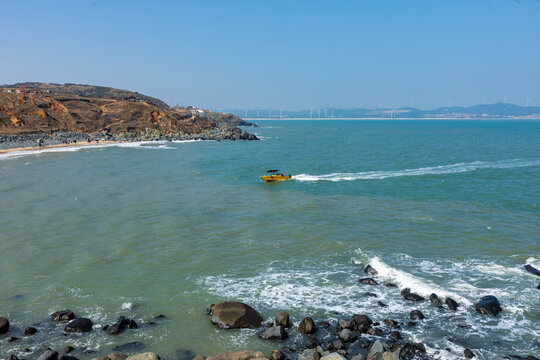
(359, 278, 378, 285)
(208, 302, 263, 329)
(299, 317, 315, 334)
(402, 292, 425, 302)
(410, 310, 425, 320)
(51, 310, 75, 322)
(429, 293, 442, 305)
(464, 348, 475, 358)
(64, 318, 93, 333)
(445, 297, 459, 311)
(112, 342, 145, 353)
(475, 295, 502, 316)
(0, 317, 9, 334)
(25, 326, 37, 336)
(385, 283, 398, 288)
(365, 265, 378, 275)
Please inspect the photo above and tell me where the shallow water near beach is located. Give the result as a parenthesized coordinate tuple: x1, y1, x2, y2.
(1, 120, 539, 359)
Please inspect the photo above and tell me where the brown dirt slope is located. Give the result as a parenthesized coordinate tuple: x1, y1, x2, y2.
(1, 82, 170, 110)
(0, 92, 219, 136)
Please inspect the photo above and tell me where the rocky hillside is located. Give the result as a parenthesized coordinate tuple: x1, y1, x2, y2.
(0, 84, 257, 142)
(1, 82, 170, 110)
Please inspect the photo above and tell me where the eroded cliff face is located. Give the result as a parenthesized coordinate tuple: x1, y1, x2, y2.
(0, 92, 219, 136)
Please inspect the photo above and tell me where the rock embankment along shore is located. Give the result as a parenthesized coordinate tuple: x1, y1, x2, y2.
(0, 84, 258, 149)
(0, 127, 257, 150)
(2, 262, 539, 360)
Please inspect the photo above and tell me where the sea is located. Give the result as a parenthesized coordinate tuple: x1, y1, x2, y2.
(0, 120, 539, 360)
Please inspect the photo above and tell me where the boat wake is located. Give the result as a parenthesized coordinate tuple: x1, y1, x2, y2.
(292, 159, 540, 182)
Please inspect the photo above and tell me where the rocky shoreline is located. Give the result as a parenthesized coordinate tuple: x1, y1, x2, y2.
(0, 127, 258, 150)
(2, 263, 539, 360)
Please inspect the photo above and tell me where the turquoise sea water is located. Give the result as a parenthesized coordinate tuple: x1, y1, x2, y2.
(0, 120, 539, 359)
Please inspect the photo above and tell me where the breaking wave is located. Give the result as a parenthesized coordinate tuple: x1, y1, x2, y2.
(292, 159, 540, 182)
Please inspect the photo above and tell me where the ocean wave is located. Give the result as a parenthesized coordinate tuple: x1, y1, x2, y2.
(369, 257, 472, 305)
(0, 140, 196, 161)
(292, 159, 540, 182)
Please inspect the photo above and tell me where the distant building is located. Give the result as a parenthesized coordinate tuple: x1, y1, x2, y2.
(189, 109, 205, 117)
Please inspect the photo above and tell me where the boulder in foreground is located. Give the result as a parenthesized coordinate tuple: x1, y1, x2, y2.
(208, 302, 263, 329)
(64, 318, 93, 332)
(125, 353, 160, 360)
(206, 350, 268, 360)
(51, 310, 75, 322)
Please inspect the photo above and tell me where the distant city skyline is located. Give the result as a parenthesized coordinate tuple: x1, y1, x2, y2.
(1, 0, 539, 109)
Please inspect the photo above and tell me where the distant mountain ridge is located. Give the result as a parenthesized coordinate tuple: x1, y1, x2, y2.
(226, 103, 540, 119)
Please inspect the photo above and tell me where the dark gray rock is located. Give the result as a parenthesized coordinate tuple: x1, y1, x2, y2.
(464, 348, 475, 358)
(62, 346, 74, 355)
(377, 301, 387, 307)
(359, 278, 377, 285)
(299, 317, 315, 334)
(363, 292, 377, 297)
(385, 283, 397, 288)
(51, 310, 75, 322)
(445, 297, 459, 311)
(275, 311, 290, 328)
(64, 318, 93, 333)
(37, 350, 59, 360)
(352, 314, 372, 329)
(365, 265, 378, 275)
(0, 317, 9, 334)
(369, 340, 388, 358)
(25, 326, 37, 336)
(410, 310, 425, 320)
(59, 356, 79, 360)
(402, 292, 425, 302)
(524, 264, 540, 276)
(338, 319, 352, 329)
(259, 325, 288, 340)
(107, 316, 135, 335)
(112, 341, 145, 353)
(475, 295, 502, 316)
(384, 318, 398, 327)
(429, 293, 442, 305)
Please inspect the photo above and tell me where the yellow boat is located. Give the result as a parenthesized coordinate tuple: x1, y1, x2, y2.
(261, 169, 292, 182)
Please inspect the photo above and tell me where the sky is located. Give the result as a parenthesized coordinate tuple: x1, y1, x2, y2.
(1, 0, 539, 110)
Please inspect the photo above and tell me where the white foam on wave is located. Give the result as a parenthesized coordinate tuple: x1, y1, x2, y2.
(292, 159, 540, 182)
(0, 140, 206, 161)
(370, 257, 472, 305)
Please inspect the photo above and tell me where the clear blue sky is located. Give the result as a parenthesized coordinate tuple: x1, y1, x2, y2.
(1, 0, 539, 110)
